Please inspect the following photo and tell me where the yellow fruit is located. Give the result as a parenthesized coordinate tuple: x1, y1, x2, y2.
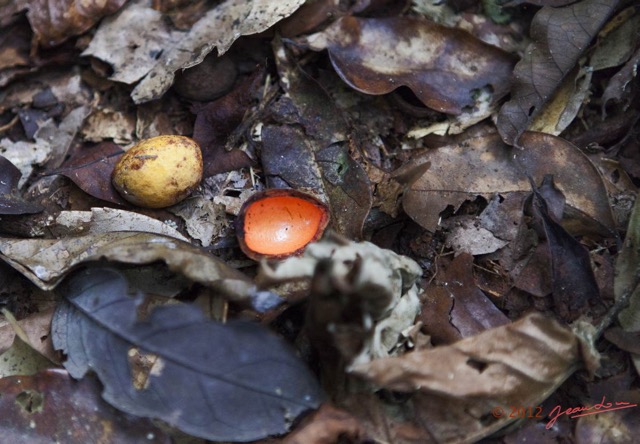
(112, 135, 203, 208)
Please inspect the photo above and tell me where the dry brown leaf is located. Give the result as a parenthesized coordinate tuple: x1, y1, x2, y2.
(402, 131, 615, 234)
(0, 307, 56, 362)
(350, 313, 595, 444)
(496, 0, 618, 145)
(82, 0, 185, 85)
(132, 0, 305, 103)
(26, 0, 127, 47)
(282, 403, 366, 444)
(0, 232, 254, 302)
(301, 16, 515, 114)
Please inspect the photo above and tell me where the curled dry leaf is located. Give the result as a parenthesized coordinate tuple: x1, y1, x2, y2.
(26, 0, 127, 47)
(132, 0, 305, 103)
(301, 16, 515, 114)
(402, 131, 615, 234)
(0, 232, 254, 303)
(0, 369, 171, 443)
(53, 267, 323, 441)
(497, 0, 619, 146)
(0, 307, 56, 362)
(350, 313, 597, 444)
(260, 235, 423, 366)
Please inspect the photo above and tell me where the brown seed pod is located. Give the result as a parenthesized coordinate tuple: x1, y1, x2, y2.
(236, 189, 330, 260)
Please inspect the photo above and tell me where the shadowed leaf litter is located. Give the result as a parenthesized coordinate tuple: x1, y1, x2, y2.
(0, 0, 639, 442)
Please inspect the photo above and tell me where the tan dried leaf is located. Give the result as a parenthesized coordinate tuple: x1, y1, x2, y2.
(132, 0, 305, 103)
(0, 232, 253, 302)
(351, 313, 596, 443)
(403, 132, 615, 233)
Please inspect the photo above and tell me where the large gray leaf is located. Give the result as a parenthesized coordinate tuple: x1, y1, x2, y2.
(52, 267, 323, 442)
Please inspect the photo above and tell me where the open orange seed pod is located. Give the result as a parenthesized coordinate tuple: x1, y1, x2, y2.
(236, 189, 330, 260)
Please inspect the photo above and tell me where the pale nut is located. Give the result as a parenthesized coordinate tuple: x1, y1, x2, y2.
(112, 135, 203, 208)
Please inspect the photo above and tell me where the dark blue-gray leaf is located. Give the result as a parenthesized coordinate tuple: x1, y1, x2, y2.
(52, 268, 323, 442)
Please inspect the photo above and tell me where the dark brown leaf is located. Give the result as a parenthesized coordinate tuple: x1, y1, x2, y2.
(191, 73, 259, 178)
(261, 125, 324, 190)
(52, 142, 127, 206)
(602, 47, 640, 115)
(265, 42, 372, 238)
(529, 175, 601, 321)
(316, 142, 372, 239)
(302, 16, 515, 114)
(422, 253, 510, 343)
(26, 0, 127, 47)
(497, 0, 619, 145)
(0, 369, 171, 443)
(0, 156, 44, 215)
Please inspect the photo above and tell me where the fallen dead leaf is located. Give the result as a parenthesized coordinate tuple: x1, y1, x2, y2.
(301, 16, 515, 114)
(350, 313, 597, 444)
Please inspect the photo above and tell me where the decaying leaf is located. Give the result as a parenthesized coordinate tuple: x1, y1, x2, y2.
(317, 143, 372, 240)
(350, 313, 598, 444)
(52, 207, 189, 241)
(260, 235, 423, 367)
(82, 0, 185, 85)
(421, 253, 510, 344)
(25, 0, 127, 47)
(529, 176, 601, 321)
(132, 0, 305, 103)
(268, 42, 372, 239)
(0, 308, 56, 363)
(0, 156, 43, 214)
(402, 132, 615, 234)
(51, 142, 127, 205)
(497, 0, 619, 145)
(0, 232, 254, 302)
(52, 267, 323, 441)
(0, 309, 53, 377)
(301, 16, 515, 114)
(170, 196, 229, 247)
(0, 369, 171, 443)
(616, 196, 640, 373)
